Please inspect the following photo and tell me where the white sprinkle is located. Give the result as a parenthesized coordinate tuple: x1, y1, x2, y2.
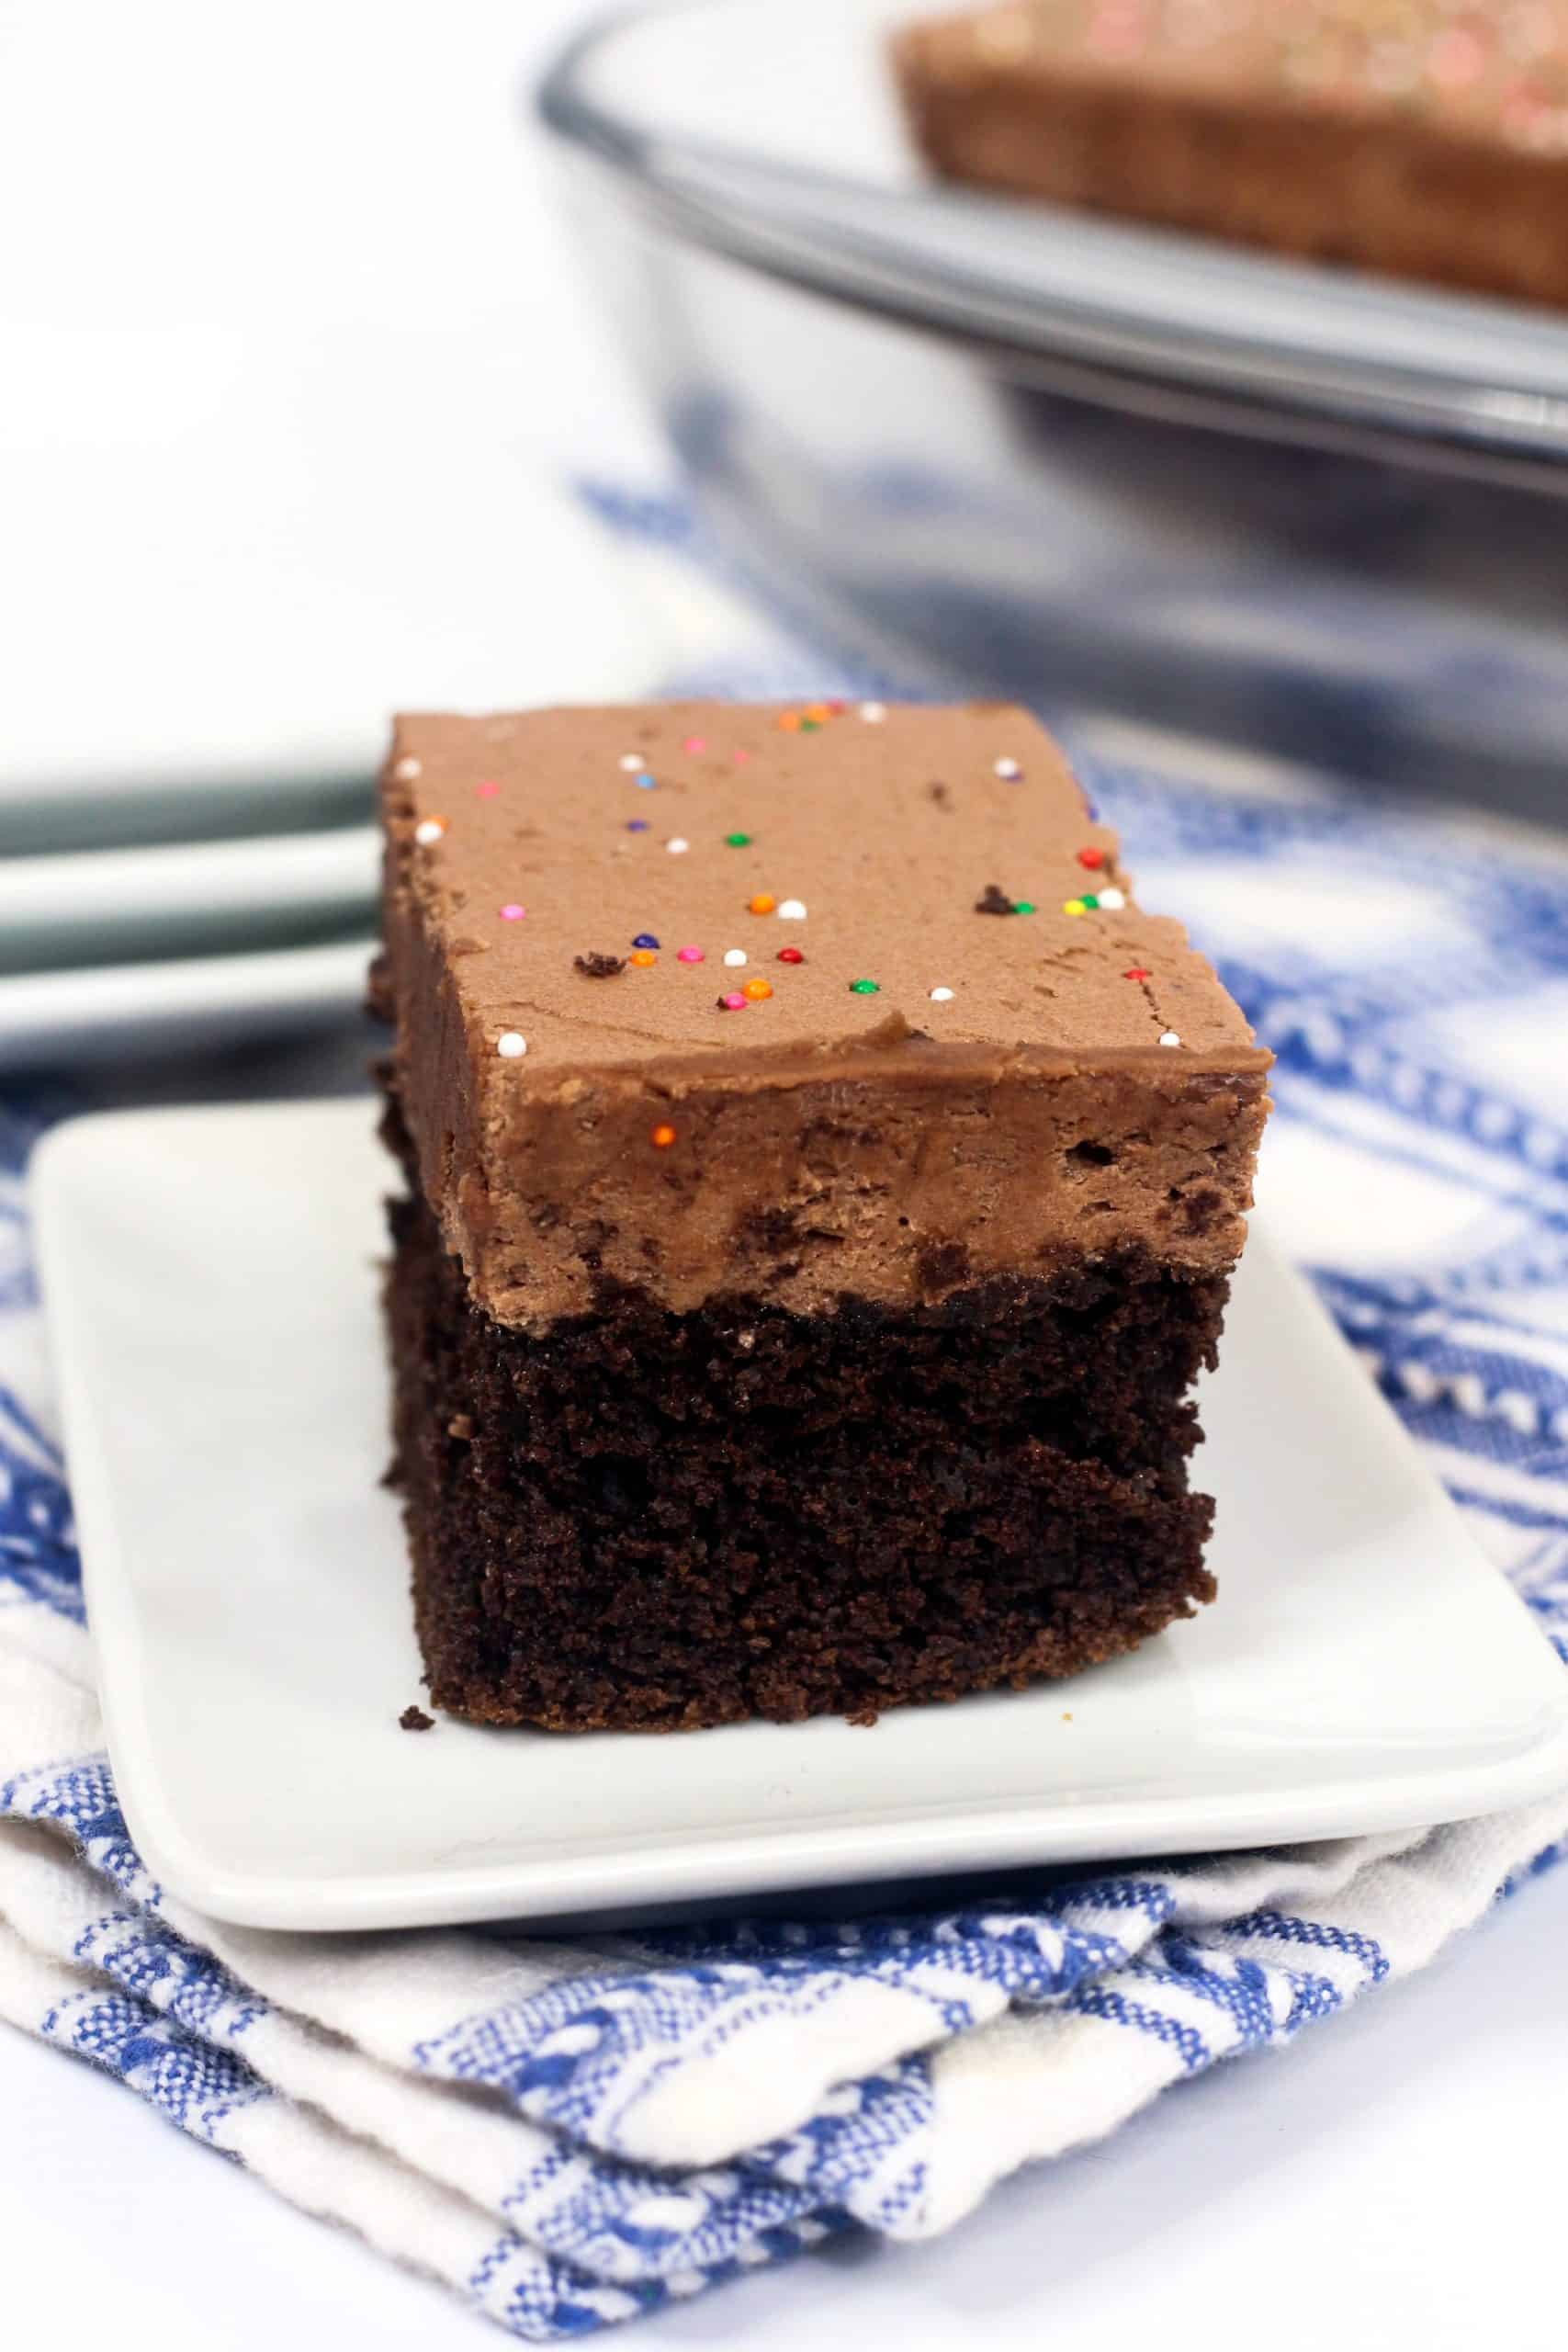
(994, 756, 1022, 779)
(666, 836, 690, 855)
(392, 755, 422, 782)
(1158, 1030, 1181, 1048)
(413, 818, 446, 846)
(618, 752, 645, 771)
(723, 948, 747, 967)
(858, 701, 886, 723)
(496, 1031, 527, 1058)
(1096, 886, 1126, 910)
(777, 898, 807, 920)
(930, 986, 954, 1002)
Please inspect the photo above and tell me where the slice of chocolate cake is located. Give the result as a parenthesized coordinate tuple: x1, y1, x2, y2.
(378, 701, 1269, 1732)
(894, 2, 1568, 311)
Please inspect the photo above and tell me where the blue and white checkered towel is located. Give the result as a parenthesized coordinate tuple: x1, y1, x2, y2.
(4, 501, 1568, 2339)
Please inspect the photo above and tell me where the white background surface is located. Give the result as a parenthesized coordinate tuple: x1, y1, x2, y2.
(0, 0, 660, 800)
(3, 0, 1566, 2345)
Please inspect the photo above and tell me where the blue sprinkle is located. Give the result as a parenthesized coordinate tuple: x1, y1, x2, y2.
(635, 772, 658, 789)
(626, 820, 650, 831)
(632, 932, 660, 949)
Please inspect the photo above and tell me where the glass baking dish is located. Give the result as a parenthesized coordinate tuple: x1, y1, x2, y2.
(540, 0, 1568, 799)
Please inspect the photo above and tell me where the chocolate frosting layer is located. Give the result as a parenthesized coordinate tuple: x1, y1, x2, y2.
(380, 702, 1270, 1326)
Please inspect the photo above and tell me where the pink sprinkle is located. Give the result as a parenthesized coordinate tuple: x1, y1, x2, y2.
(499, 902, 525, 921)
(1428, 27, 1486, 88)
(733, 749, 752, 764)
(475, 780, 500, 799)
(1086, 6, 1142, 61)
(676, 944, 705, 964)
(682, 735, 706, 754)
(721, 990, 747, 1011)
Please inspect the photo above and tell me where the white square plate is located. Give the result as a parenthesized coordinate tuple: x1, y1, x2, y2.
(32, 1099, 1568, 1932)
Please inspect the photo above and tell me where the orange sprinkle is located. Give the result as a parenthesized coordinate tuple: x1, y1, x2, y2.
(628, 948, 657, 967)
(776, 711, 802, 731)
(650, 1123, 677, 1149)
(741, 978, 773, 1001)
(804, 701, 832, 723)
(748, 892, 777, 915)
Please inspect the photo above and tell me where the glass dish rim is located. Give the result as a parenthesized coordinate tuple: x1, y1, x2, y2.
(537, 0, 1568, 476)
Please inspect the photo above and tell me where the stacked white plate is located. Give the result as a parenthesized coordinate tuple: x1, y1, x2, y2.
(0, 820, 378, 1074)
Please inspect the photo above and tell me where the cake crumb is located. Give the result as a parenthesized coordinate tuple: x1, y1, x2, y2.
(574, 951, 626, 978)
(400, 1704, 434, 1732)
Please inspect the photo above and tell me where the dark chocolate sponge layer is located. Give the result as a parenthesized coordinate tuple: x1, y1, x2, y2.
(385, 1189, 1224, 1733)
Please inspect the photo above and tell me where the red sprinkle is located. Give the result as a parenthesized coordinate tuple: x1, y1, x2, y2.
(1077, 846, 1104, 869)
(1123, 967, 1150, 982)
(776, 946, 805, 965)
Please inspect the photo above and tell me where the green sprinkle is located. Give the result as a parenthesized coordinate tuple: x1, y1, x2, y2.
(849, 978, 880, 995)
(799, 718, 821, 731)
(1013, 899, 1035, 915)
(724, 831, 752, 847)
(1080, 892, 1100, 910)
